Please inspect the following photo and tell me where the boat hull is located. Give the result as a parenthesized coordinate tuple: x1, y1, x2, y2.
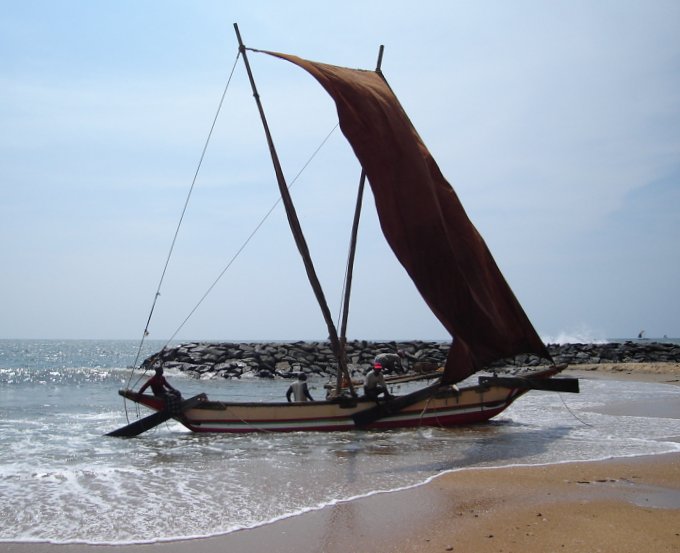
(119, 367, 567, 433)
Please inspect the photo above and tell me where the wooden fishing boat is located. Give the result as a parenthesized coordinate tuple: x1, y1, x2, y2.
(110, 24, 578, 437)
(117, 366, 574, 434)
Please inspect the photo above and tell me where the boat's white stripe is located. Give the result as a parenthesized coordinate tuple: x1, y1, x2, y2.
(186, 401, 506, 431)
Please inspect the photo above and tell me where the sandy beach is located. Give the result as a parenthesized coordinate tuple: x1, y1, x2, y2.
(2, 363, 679, 553)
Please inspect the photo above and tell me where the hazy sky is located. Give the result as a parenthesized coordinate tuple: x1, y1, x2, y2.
(1, 1, 678, 342)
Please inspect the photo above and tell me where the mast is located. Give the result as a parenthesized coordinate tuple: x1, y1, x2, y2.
(337, 46, 384, 393)
(233, 24, 355, 394)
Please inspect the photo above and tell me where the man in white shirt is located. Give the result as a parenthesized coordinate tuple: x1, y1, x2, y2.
(363, 362, 392, 401)
(286, 373, 314, 402)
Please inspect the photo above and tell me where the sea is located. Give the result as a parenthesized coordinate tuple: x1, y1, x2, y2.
(1, 338, 679, 545)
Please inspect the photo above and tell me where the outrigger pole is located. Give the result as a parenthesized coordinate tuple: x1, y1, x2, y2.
(107, 394, 206, 437)
(233, 23, 356, 395)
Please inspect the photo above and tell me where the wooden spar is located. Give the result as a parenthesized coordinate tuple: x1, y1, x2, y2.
(337, 44, 385, 396)
(233, 24, 353, 388)
(107, 394, 206, 437)
(352, 382, 443, 427)
(478, 375, 580, 393)
(353, 368, 579, 427)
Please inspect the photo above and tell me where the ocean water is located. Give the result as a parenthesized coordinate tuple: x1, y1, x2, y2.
(0, 339, 679, 545)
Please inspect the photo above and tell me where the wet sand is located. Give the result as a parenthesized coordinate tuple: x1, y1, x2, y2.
(566, 361, 680, 383)
(3, 363, 679, 553)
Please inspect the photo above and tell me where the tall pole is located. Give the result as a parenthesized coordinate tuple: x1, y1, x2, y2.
(233, 23, 355, 394)
(336, 45, 385, 393)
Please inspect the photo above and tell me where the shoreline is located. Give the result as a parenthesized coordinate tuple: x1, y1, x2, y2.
(2, 364, 679, 553)
(3, 453, 678, 553)
(565, 361, 680, 383)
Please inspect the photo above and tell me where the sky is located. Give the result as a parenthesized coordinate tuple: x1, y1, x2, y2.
(1, 1, 678, 343)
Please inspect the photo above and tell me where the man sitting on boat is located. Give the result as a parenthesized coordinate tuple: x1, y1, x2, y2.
(363, 362, 393, 401)
(139, 366, 182, 409)
(286, 373, 314, 402)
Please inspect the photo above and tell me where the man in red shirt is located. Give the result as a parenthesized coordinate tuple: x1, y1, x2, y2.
(139, 366, 181, 399)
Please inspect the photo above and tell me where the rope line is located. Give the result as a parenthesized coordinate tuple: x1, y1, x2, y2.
(559, 393, 593, 427)
(125, 50, 241, 394)
(161, 123, 340, 348)
(123, 47, 340, 413)
(225, 405, 276, 433)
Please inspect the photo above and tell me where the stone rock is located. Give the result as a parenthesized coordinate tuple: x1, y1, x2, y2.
(143, 340, 679, 380)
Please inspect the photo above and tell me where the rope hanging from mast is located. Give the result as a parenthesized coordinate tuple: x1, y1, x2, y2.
(128, 27, 376, 397)
(126, 50, 242, 389)
(127, 50, 341, 391)
(161, 122, 339, 348)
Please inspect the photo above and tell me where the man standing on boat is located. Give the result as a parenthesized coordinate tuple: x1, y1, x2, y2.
(364, 362, 392, 401)
(286, 373, 314, 402)
(373, 350, 408, 374)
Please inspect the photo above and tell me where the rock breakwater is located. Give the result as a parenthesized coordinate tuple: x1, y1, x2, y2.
(145, 340, 680, 380)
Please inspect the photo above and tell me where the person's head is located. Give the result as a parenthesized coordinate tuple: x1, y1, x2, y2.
(373, 362, 383, 372)
(154, 366, 164, 375)
(298, 373, 307, 381)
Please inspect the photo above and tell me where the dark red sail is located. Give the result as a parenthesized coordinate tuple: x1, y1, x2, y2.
(264, 51, 551, 384)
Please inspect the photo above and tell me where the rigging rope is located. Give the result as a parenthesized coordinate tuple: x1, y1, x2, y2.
(559, 392, 593, 427)
(160, 123, 340, 348)
(125, 50, 242, 391)
(126, 48, 341, 395)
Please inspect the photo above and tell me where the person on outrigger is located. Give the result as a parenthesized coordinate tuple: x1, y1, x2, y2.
(139, 365, 181, 400)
